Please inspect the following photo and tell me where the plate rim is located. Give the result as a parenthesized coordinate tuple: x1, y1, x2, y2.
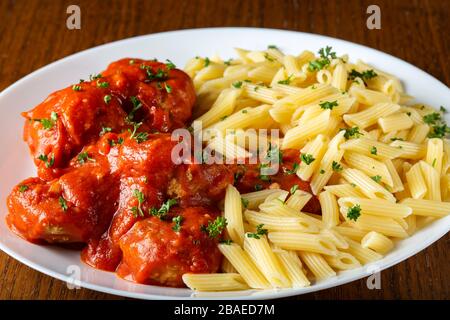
(0, 27, 449, 300)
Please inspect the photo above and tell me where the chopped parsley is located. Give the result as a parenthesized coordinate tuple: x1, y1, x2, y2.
(290, 184, 299, 195)
(440, 106, 447, 113)
(131, 189, 145, 217)
(277, 75, 294, 85)
(267, 45, 278, 49)
(254, 184, 263, 191)
(37, 154, 55, 168)
(423, 112, 441, 125)
(371, 175, 382, 183)
(232, 81, 243, 89)
(300, 153, 315, 165)
(150, 198, 177, 219)
(204, 57, 210, 67)
(247, 224, 268, 239)
(97, 81, 109, 88)
(126, 96, 143, 123)
(342, 126, 363, 139)
(285, 162, 299, 174)
(428, 124, 450, 139)
(18, 185, 29, 193)
(224, 59, 233, 66)
(59, 196, 68, 211)
(72, 85, 82, 91)
(347, 204, 361, 221)
(165, 59, 176, 70)
(104, 95, 112, 104)
(320, 169, 325, 174)
(219, 239, 233, 245)
(241, 197, 249, 208)
(89, 74, 102, 81)
(348, 69, 378, 81)
(77, 152, 93, 164)
(201, 216, 227, 238)
(264, 53, 275, 62)
(319, 100, 338, 110)
(308, 46, 337, 72)
(34, 112, 58, 130)
(172, 215, 183, 232)
(370, 146, 378, 155)
(100, 126, 112, 136)
(390, 137, 404, 142)
(164, 83, 172, 93)
(332, 161, 343, 172)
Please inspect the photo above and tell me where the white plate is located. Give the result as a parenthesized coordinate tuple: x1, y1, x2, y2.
(0, 27, 449, 300)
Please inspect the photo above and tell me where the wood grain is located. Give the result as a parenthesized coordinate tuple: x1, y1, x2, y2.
(0, 0, 448, 300)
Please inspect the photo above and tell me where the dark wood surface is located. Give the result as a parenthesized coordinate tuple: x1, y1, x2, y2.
(0, 0, 449, 300)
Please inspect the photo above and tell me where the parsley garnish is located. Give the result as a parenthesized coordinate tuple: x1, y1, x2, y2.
(320, 169, 325, 174)
(371, 175, 382, 183)
(268, 45, 278, 49)
(342, 126, 363, 139)
(18, 185, 29, 193)
(97, 81, 109, 88)
(204, 57, 210, 67)
(38, 154, 54, 168)
(232, 81, 243, 89)
(164, 83, 172, 93)
(428, 124, 450, 139)
(371, 146, 378, 155)
(150, 199, 177, 219)
(131, 189, 145, 217)
(348, 69, 378, 81)
(172, 215, 183, 232)
(423, 112, 441, 125)
(224, 59, 233, 66)
(308, 46, 337, 72)
(300, 153, 315, 165)
(285, 162, 299, 174)
(59, 196, 68, 211)
(319, 100, 338, 110)
(104, 95, 111, 104)
(247, 224, 268, 239)
(290, 184, 299, 195)
(72, 85, 82, 91)
(77, 152, 93, 164)
(34, 112, 58, 130)
(127, 96, 143, 123)
(440, 106, 447, 113)
(332, 161, 343, 172)
(219, 239, 233, 245)
(89, 74, 102, 81)
(254, 184, 263, 191)
(347, 204, 361, 221)
(165, 59, 176, 70)
(241, 197, 249, 208)
(100, 126, 112, 136)
(277, 75, 294, 85)
(201, 216, 227, 238)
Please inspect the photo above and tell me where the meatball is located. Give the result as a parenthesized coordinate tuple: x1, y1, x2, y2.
(117, 207, 222, 287)
(102, 58, 196, 132)
(82, 175, 165, 271)
(167, 161, 235, 207)
(22, 81, 128, 179)
(6, 165, 119, 243)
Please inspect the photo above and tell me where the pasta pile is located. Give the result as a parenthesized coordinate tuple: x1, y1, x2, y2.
(181, 46, 450, 291)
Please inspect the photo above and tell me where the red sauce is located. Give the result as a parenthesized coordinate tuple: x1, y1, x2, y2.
(6, 58, 321, 288)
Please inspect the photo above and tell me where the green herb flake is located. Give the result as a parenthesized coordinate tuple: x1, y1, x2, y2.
(290, 184, 299, 195)
(332, 161, 343, 172)
(347, 204, 361, 221)
(247, 224, 268, 240)
(319, 100, 339, 110)
(300, 153, 315, 165)
(172, 215, 183, 232)
(18, 185, 29, 193)
(201, 216, 227, 238)
(150, 198, 177, 219)
(371, 175, 382, 183)
(370, 146, 378, 155)
(59, 196, 68, 211)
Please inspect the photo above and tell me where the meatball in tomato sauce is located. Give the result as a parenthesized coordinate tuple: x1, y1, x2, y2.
(117, 206, 222, 287)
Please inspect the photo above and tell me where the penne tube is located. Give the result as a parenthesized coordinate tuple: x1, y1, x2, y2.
(182, 273, 249, 291)
(324, 184, 366, 198)
(360, 231, 394, 254)
(340, 137, 404, 160)
(244, 210, 319, 233)
(337, 197, 412, 218)
(297, 134, 329, 180)
(224, 185, 245, 245)
(319, 191, 340, 227)
(399, 198, 450, 218)
(268, 232, 337, 256)
(341, 237, 383, 264)
(272, 247, 310, 287)
(324, 252, 361, 270)
(298, 252, 336, 280)
(378, 113, 414, 133)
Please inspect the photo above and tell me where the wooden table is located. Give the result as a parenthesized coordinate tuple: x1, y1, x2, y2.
(0, 0, 449, 300)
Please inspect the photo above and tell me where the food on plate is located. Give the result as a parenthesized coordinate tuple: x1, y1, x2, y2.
(5, 45, 450, 292)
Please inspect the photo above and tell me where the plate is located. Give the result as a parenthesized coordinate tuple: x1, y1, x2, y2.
(0, 27, 449, 300)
